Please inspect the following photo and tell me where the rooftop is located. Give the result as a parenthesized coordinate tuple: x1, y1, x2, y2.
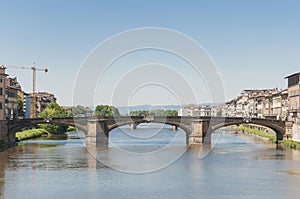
(285, 72, 300, 79)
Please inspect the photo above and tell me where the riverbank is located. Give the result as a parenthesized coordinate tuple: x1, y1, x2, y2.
(237, 126, 277, 142)
(236, 125, 300, 150)
(16, 126, 78, 141)
(16, 128, 49, 141)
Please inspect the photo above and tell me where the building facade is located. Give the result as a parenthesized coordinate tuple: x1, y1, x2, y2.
(5, 87, 18, 120)
(178, 105, 211, 117)
(285, 73, 300, 120)
(5, 77, 23, 119)
(24, 94, 31, 119)
(0, 66, 7, 120)
(36, 92, 57, 113)
(285, 72, 300, 141)
(24, 92, 56, 118)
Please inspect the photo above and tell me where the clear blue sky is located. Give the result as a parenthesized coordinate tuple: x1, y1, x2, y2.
(0, 0, 299, 106)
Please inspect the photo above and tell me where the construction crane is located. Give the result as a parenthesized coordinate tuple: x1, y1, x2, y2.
(3, 63, 48, 118)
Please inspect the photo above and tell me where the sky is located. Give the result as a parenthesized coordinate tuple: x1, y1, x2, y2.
(0, 0, 299, 106)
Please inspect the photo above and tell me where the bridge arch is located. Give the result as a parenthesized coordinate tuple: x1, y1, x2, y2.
(210, 119, 285, 142)
(108, 120, 192, 144)
(8, 118, 88, 136)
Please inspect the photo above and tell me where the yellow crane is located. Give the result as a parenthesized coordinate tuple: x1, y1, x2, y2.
(3, 63, 48, 118)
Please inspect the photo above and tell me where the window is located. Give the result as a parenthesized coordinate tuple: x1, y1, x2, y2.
(289, 89, 300, 97)
(0, 102, 2, 110)
(290, 102, 299, 110)
(0, 87, 2, 95)
(288, 74, 300, 87)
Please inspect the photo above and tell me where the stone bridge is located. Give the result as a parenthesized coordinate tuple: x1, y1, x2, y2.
(0, 116, 289, 148)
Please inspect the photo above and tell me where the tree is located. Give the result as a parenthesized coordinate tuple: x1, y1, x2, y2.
(94, 105, 120, 117)
(130, 110, 149, 116)
(69, 105, 93, 117)
(39, 102, 67, 118)
(166, 110, 178, 116)
(17, 95, 23, 117)
(38, 102, 68, 134)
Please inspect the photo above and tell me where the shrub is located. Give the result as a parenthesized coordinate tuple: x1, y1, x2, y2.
(67, 126, 78, 132)
(280, 140, 300, 150)
(16, 129, 49, 141)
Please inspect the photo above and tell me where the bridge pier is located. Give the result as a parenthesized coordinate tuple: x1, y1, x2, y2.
(86, 119, 108, 146)
(0, 121, 15, 150)
(189, 119, 211, 146)
(130, 123, 137, 130)
(172, 125, 178, 131)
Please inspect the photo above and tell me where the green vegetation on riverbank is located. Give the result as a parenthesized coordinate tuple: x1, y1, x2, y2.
(67, 126, 78, 132)
(16, 129, 49, 141)
(237, 126, 277, 142)
(16, 102, 79, 141)
(279, 140, 300, 150)
(237, 125, 300, 150)
(16, 126, 78, 141)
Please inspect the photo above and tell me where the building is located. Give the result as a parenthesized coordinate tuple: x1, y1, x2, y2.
(62, 106, 72, 116)
(285, 72, 300, 141)
(0, 66, 55, 120)
(224, 88, 282, 119)
(24, 94, 31, 119)
(6, 77, 21, 90)
(281, 89, 289, 120)
(269, 89, 288, 120)
(24, 91, 56, 118)
(16, 89, 24, 117)
(285, 72, 300, 120)
(0, 66, 8, 120)
(5, 77, 23, 119)
(211, 105, 226, 117)
(36, 92, 56, 113)
(235, 96, 243, 117)
(5, 87, 18, 120)
(248, 97, 256, 117)
(0, 68, 26, 120)
(178, 105, 211, 117)
(225, 99, 237, 117)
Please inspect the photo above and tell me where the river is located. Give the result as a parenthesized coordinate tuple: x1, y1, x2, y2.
(1, 124, 300, 199)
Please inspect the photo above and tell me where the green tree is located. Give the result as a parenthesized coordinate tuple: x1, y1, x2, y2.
(38, 102, 68, 134)
(166, 110, 178, 116)
(17, 95, 23, 117)
(94, 105, 120, 117)
(39, 102, 67, 118)
(130, 110, 149, 116)
(69, 105, 92, 117)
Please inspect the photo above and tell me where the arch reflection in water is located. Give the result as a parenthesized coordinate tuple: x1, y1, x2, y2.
(87, 123, 187, 173)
